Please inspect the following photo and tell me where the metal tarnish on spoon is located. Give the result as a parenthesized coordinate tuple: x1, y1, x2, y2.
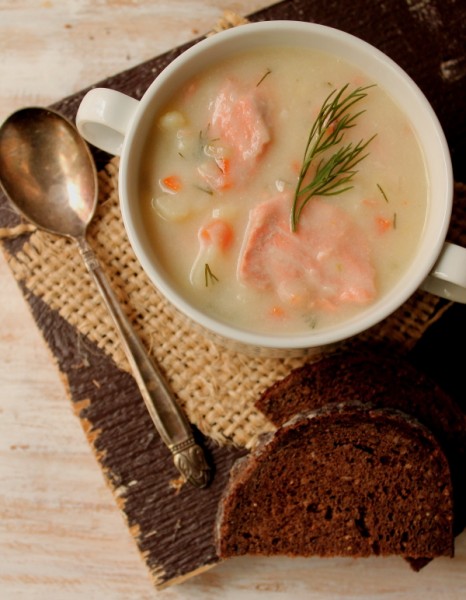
(0, 107, 210, 488)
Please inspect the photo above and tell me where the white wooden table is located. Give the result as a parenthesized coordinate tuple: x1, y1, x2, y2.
(0, 2, 465, 598)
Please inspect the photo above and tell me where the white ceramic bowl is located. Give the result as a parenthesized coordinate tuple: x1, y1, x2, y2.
(77, 20, 465, 356)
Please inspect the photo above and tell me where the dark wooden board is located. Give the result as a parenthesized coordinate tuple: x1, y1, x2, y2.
(1, 0, 465, 589)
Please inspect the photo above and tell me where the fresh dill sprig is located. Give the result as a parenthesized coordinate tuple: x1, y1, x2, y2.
(256, 68, 272, 87)
(377, 183, 389, 203)
(204, 263, 219, 287)
(291, 83, 376, 231)
(304, 313, 318, 329)
(198, 123, 218, 154)
(194, 184, 214, 196)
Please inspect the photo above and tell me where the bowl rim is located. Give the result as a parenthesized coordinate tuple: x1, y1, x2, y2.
(119, 20, 453, 351)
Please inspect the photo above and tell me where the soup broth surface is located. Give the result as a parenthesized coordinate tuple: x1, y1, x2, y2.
(139, 46, 428, 334)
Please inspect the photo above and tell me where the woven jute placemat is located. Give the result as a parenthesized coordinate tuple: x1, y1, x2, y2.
(1, 0, 466, 589)
(4, 157, 466, 450)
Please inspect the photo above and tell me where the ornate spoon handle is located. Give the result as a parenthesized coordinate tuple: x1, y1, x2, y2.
(78, 236, 210, 488)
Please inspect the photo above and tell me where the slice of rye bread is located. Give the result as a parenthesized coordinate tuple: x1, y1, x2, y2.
(255, 348, 466, 538)
(216, 403, 454, 564)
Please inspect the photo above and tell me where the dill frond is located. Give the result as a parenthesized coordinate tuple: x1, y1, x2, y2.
(291, 83, 376, 231)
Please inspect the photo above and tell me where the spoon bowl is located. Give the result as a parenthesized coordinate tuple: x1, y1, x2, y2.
(0, 107, 97, 239)
(0, 106, 210, 487)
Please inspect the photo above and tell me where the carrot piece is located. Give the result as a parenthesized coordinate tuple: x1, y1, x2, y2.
(376, 216, 392, 233)
(199, 219, 234, 251)
(162, 175, 182, 192)
(269, 305, 286, 318)
(216, 157, 230, 175)
(216, 157, 232, 190)
(325, 119, 337, 135)
(362, 198, 377, 207)
(291, 159, 301, 174)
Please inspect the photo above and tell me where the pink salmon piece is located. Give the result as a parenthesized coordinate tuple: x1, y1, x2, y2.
(204, 79, 270, 188)
(238, 194, 376, 310)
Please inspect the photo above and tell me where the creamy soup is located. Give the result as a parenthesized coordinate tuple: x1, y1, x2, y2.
(139, 46, 428, 334)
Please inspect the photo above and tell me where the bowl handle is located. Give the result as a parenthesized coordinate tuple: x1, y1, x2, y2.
(76, 88, 139, 156)
(420, 242, 466, 303)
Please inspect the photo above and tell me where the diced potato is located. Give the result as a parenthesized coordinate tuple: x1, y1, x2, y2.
(152, 192, 211, 222)
(158, 111, 186, 130)
(176, 129, 195, 154)
(189, 245, 219, 290)
(203, 143, 230, 160)
(152, 194, 192, 222)
(197, 160, 223, 189)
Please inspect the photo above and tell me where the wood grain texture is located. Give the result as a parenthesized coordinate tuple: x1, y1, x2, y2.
(1, 0, 466, 598)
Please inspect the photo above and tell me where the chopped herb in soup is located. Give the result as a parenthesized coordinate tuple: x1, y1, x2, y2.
(139, 46, 428, 334)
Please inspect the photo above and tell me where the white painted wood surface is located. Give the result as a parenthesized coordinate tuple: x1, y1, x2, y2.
(0, 2, 465, 598)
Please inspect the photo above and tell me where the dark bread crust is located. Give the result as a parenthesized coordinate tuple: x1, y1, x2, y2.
(256, 349, 464, 430)
(255, 348, 466, 537)
(217, 403, 454, 563)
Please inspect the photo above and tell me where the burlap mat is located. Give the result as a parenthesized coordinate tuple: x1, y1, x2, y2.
(4, 150, 465, 448)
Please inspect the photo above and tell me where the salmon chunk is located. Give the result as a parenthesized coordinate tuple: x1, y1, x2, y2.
(198, 79, 270, 190)
(238, 194, 376, 311)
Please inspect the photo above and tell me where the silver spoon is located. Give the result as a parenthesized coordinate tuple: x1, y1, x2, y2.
(0, 107, 210, 488)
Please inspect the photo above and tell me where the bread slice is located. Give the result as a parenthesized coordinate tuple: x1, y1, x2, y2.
(255, 348, 466, 537)
(217, 403, 454, 563)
